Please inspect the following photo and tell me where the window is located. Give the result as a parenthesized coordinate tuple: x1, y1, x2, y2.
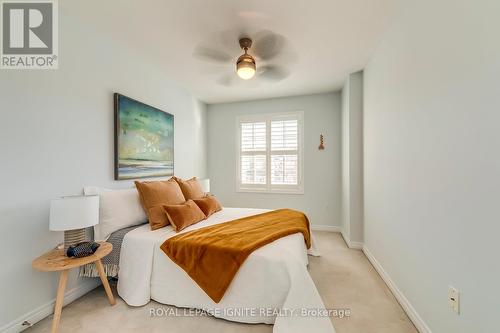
(237, 112, 303, 194)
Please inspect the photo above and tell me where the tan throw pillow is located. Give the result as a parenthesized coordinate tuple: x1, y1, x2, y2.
(174, 177, 205, 200)
(193, 195, 222, 218)
(163, 199, 206, 232)
(135, 179, 186, 230)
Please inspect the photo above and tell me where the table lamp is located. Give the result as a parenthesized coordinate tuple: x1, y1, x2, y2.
(49, 195, 99, 251)
(199, 178, 210, 194)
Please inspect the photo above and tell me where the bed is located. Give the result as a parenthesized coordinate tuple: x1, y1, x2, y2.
(117, 207, 335, 333)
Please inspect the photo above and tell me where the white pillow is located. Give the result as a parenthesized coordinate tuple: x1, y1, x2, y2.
(83, 186, 147, 241)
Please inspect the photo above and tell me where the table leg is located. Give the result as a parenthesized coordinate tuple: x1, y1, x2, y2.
(95, 259, 116, 305)
(51, 270, 68, 333)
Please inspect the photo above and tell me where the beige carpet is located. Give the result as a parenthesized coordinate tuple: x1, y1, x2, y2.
(26, 232, 417, 333)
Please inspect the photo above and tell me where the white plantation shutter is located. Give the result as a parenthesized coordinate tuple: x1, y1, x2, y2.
(271, 120, 299, 185)
(240, 122, 267, 185)
(241, 155, 266, 184)
(271, 154, 298, 185)
(241, 122, 266, 152)
(238, 112, 303, 193)
(271, 120, 298, 151)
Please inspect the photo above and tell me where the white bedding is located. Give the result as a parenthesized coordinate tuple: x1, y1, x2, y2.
(117, 207, 335, 333)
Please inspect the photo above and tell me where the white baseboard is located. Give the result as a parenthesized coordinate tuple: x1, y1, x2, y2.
(340, 231, 364, 249)
(347, 240, 364, 249)
(1, 278, 101, 333)
(362, 246, 432, 333)
(310, 225, 342, 232)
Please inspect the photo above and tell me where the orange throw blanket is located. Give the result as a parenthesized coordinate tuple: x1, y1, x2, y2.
(160, 209, 311, 303)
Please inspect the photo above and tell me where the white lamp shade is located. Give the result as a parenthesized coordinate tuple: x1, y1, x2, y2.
(199, 179, 210, 193)
(49, 195, 99, 231)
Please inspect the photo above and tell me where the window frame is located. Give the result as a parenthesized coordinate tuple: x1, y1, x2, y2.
(236, 111, 304, 194)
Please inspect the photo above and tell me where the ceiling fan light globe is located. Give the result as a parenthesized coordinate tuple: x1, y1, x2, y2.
(237, 66, 256, 80)
(236, 53, 256, 80)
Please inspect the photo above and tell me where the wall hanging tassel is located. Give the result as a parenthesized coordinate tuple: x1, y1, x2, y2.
(318, 134, 325, 150)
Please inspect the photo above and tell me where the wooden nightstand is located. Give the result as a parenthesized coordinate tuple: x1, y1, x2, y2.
(32, 242, 116, 333)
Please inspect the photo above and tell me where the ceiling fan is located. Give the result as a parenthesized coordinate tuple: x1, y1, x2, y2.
(193, 30, 296, 86)
(235, 37, 257, 80)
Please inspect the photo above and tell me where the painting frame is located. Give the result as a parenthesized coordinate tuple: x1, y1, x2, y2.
(114, 93, 174, 180)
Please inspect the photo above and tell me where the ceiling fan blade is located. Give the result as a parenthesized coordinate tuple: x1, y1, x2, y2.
(253, 30, 287, 61)
(193, 45, 233, 64)
(258, 65, 290, 81)
(218, 29, 247, 54)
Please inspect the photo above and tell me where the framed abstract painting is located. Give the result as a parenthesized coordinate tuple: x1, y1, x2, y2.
(114, 93, 174, 180)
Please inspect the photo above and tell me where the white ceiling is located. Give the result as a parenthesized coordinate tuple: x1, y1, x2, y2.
(75, 0, 397, 104)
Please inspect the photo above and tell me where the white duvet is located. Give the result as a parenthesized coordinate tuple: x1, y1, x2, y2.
(117, 208, 335, 333)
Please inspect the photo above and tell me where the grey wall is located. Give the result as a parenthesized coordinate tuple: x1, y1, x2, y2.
(0, 2, 207, 330)
(363, 0, 500, 332)
(341, 71, 364, 244)
(207, 92, 341, 227)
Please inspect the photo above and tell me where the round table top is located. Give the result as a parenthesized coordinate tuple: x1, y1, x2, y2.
(32, 242, 112, 272)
